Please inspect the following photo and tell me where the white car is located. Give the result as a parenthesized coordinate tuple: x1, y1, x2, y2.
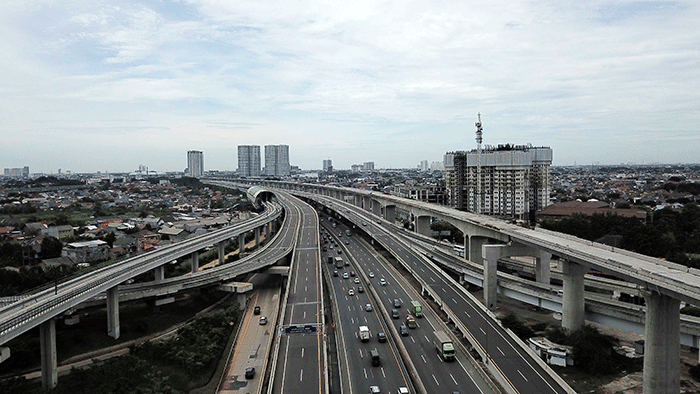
(354, 277, 360, 284)
(368, 272, 375, 278)
(398, 388, 409, 394)
(379, 278, 387, 286)
(348, 289, 355, 296)
(343, 272, 350, 279)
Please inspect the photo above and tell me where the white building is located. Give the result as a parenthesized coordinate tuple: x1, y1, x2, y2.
(264, 145, 290, 177)
(420, 160, 429, 171)
(363, 162, 375, 172)
(445, 145, 552, 220)
(238, 145, 261, 177)
(186, 150, 204, 177)
(323, 159, 333, 172)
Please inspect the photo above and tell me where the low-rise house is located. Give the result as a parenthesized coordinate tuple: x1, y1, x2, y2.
(527, 337, 574, 367)
(40, 225, 74, 240)
(62, 240, 110, 264)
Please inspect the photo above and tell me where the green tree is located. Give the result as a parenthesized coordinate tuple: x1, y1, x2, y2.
(40, 236, 63, 259)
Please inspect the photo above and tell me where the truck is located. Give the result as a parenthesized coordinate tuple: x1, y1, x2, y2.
(327, 256, 334, 264)
(410, 301, 423, 317)
(359, 325, 370, 342)
(334, 256, 344, 268)
(405, 314, 417, 329)
(433, 330, 456, 361)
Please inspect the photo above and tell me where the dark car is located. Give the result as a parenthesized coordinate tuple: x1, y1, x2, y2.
(254, 306, 261, 315)
(377, 332, 387, 343)
(358, 286, 364, 293)
(337, 249, 342, 254)
(245, 367, 255, 379)
(333, 270, 339, 277)
(391, 309, 400, 319)
(350, 271, 356, 277)
(393, 299, 401, 308)
(400, 324, 409, 336)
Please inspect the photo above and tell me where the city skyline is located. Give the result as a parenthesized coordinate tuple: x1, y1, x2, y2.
(1, 1, 699, 173)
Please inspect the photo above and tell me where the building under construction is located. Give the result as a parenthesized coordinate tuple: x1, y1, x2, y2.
(444, 144, 553, 221)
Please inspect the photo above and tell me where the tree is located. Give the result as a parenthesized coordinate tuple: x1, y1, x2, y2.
(41, 236, 63, 259)
(104, 232, 116, 248)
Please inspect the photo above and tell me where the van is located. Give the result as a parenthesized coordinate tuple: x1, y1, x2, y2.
(370, 348, 380, 366)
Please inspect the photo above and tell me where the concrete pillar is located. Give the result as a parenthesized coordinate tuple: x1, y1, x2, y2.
(535, 251, 552, 285)
(415, 216, 431, 236)
(153, 265, 164, 282)
(255, 227, 261, 247)
(384, 205, 396, 223)
(561, 260, 589, 331)
(463, 234, 469, 259)
(218, 241, 225, 264)
(469, 236, 488, 265)
(363, 196, 372, 211)
(235, 293, 248, 310)
(40, 318, 57, 390)
(483, 245, 507, 311)
(238, 233, 246, 255)
(372, 201, 381, 216)
(191, 251, 199, 273)
(107, 286, 120, 339)
(643, 292, 680, 394)
(354, 195, 361, 207)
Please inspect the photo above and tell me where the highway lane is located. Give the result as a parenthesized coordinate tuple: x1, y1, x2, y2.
(315, 196, 569, 394)
(272, 193, 324, 394)
(320, 224, 412, 394)
(322, 215, 495, 394)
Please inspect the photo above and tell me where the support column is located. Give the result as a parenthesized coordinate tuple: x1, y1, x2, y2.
(238, 233, 246, 255)
(40, 318, 57, 390)
(218, 241, 225, 264)
(561, 260, 589, 331)
(372, 201, 381, 216)
(354, 195, 361, 207)
(107, 286, 120, 339)
(415, 216, 431, 236)
(191, 251, 199, 273)
(483, 245, 508, 311)
(153, 265, 164, 282)
(535, 251, 552, 285)
(384, 205, 396, 223)
(363, 196, 372, 211)
(643, 291, 680, 394)
(469, 236, 488, 265)
(255, 227, 261, 247)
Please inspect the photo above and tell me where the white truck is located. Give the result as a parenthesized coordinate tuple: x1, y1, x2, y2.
(433, 330, 456, 361)
(359, 326, 371, 342)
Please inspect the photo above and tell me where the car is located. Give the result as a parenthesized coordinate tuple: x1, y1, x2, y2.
(343, 272, 349, 279)
(345, 240, 350, 245)
(400, 324, 409, 336)
(337, 249, 342, 254)
(329, 244, 333, 249)
(398, 388, 409, 394)
(358, 286, 365, 293)
(354, 277, 360, 284)
(379, 278, 387, 286)
(377, 332, 387, 343)
(345, 261, 350, 266)
(369, 385, 381, 394)
(377, 220, 381, 224)
(365, 303, 373, 312)
(362, 221, 368, 226)
(391, 309, 399, 319)
(322, 247, 327, 252)
(348, 289, 355, 296)
(350, 271, 356, 277)
(254, 306, 261, 315)
(259, 316, 267, 325)
(393, 299, 401, 308)
(245, 367, 255, 379)
(333, 270, 339, 276)
(368, 272, 375, 278)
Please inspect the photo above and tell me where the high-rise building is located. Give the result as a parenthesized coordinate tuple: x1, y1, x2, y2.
(264, 145, 290, 177)
(3, 167, 29, 178)
(444, 145, 552, 220)
(238, 145, 261, 177)
(323, 159, 333, 172)
(363, 162, 374, 172)
(420, 160, 429, 171)
(187, 150, 204, 177)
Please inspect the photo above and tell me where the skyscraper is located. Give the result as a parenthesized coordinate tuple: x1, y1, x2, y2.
(420, 160, 429, 171)
(363, 162, 374, 172)
(264, 145, 290, 177)
(323, 159, 333, 172)
(444, 145, 552, 220)
(238, 145, 261, 177)
(187, 150, 204, 177)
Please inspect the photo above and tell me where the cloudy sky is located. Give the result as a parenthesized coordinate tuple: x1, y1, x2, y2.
(1, 0, 698, 174)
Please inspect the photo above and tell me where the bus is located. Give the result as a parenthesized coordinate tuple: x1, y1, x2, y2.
(334, 256, 344, 268)
(410, 301, 423, 317)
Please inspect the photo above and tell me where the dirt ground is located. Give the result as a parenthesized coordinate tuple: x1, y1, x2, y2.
(469, 288, 700, 394)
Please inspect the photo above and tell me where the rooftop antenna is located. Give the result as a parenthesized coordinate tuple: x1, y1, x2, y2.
(475, 113, 483, 214)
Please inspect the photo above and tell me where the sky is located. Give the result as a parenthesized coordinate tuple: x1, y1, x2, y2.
(1, 0, 699, 174)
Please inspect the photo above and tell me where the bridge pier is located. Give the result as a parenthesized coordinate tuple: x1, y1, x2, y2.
(643, 291, 680, 394)
(363, 196, 372, 211)
(153, 265, 165, 282)
(191, 251, 199, 273)
(238, 233, 246, 255)
(384, 205, 396, 223)
(469, 236, 488, 265)
(354, 195, 361, 207)
(40, 318, 57, 390)
(255, 227, 261, 247)
(218, 241, 225, 264)
(535, 251, 552, 285)
(483, 245, 508, 310)
(107, 286, 120, 339)
(415, 216, 431, 236)
(561, 260, 589, 331)
(372, 201, 381, 216)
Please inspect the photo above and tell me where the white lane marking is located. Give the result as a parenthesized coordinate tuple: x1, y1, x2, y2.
(450, 373, 458, 385)
(410, 337, 415, 343)
(464, 311, 471, 318)
(424, 335, 430, 342)
(518, 369, 529, 382)
(479, 327, 486, 335)
(300, 369, 303, 382)
(432, 374, 440, 385)
(452, 297, 457, 304)
(497, 346, 505, 356)
(381, 367, 386, 378)
(301, 347, 305, 358)
(363, 368, 368, 379)
(421, 354, 427, 363)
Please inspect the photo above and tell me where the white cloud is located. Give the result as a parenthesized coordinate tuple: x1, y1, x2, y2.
(0, 0, 699, 173)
